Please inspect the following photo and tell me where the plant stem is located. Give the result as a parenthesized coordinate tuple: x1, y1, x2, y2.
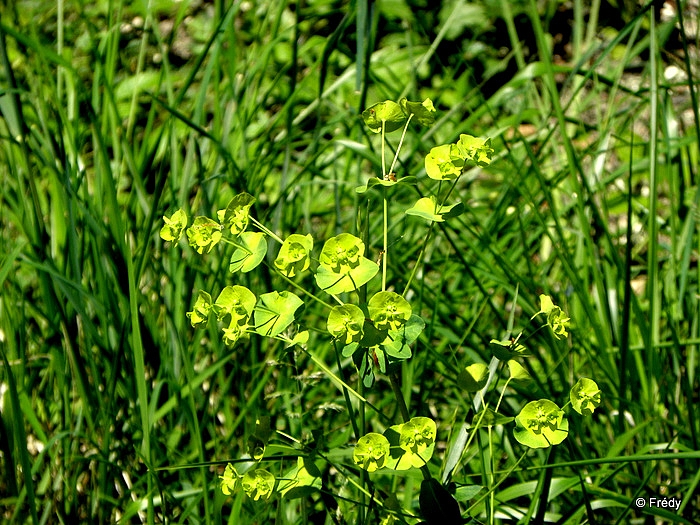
(402, 224, 434, 296)
(382, 188, 388, 291)
(388, 115, 413, 176)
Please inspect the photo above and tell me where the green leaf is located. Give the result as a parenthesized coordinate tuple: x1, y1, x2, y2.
(355, 175, 418, 194)
(454, 484, 485, 502)
(398, 314, 425, 345)
(274, 233, 313, 277)
(457, 363, 489, 392)
(340, 341, 360, 358)
(419, 478, 462, 525)
(455, 134, 494, 167)
(368, 291, 411, 331)
(186, 216, 223, 254)
(381, 314, 425, 362)
(384, 417, 436, 470)
(217, 192, 255, 235)
(514, 399, 569, 448)
(160, 208, 187, 242)
(570, 378, 601, 416)
(470, 408, 513, 428)
(362, 100, 406, 133)
(507, 360, 532, 384)
(213, 285, 256, 322)
(253, 291, 304, 337)
(219, 463, 239, 496)
(186, 291, 212, 328)
(373, 346, 388, 373)
(289, 330, 309, 347)
(241, 469, 276, 501)
(278, 457, 322, 499)
(405, 196, 464, 222)
(400, 97, 436, 127)
(327, 304, 365, 345)
(353, 432, 390, 472)
(315, 234, 379, 294)
(229, 232, 267, 273)
(489, 334, 530, 360)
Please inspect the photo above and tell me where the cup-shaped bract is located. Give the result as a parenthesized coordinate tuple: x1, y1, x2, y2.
(400, 97, 436, 127)
(218, 192, 255, 236)
(457, 363, 489, 392)
(213, 285, 256, 322)
(160, 208, 188, 242)
(514, 399, 569, 448)
(186, 216, 223, 254)
(241, 469, 276, 501)
(315, 234, 379, 294)
(327, 304, 365, 345)
(362, 100, 407, 133)
(570, 378, 601, 416)
(353, 432, 390, 472)
(275, 234, 313, 277)
(368, 291, 411, 332)
(219, 464, 239, 496)
(456, 134, 494, 167)
(186, 291, 212, 328)
(425, 144, 463, 181)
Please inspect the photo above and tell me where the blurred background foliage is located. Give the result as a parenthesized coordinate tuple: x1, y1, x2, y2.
(1, 0, 699, 523)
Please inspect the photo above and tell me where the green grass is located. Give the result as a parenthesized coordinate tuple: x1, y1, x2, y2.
(1, 0, 699, 523)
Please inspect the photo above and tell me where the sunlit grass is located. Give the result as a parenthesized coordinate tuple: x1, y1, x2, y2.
(1, 0, 699, 523)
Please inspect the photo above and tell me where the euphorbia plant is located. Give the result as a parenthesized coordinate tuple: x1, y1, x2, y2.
(160, 98, 600, 524)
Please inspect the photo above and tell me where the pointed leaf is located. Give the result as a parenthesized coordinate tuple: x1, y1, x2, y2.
(279, 457, 322, 499)
(489, 334, 530, 360)
(406, 196, 463, 222)
(419, 478, 462, 524)
(356, 175, 417, 194)
(507, 360, 532, 384)
(457, 363, 489, 392)
(471, 408, 513, 428)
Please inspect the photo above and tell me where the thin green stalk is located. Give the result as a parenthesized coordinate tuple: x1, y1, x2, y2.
(646, 8, 660, 413)
(333, 341, 360, 440)
(402, 224, 434, 297)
